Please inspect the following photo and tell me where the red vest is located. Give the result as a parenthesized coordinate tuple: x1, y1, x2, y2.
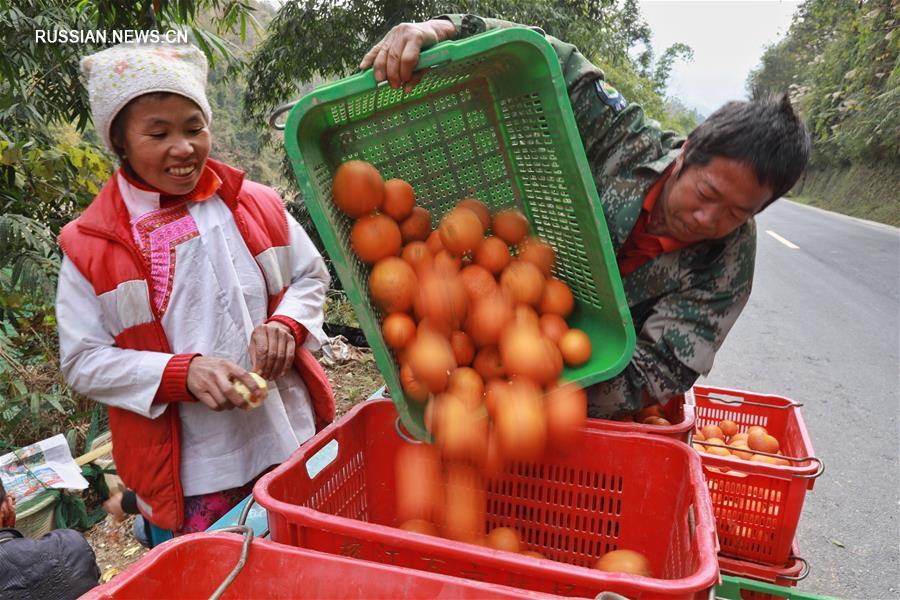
(58, 159, 335, 531)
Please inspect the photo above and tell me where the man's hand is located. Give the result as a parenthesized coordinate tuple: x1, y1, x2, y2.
(360, 19, 457, 91)
(250, 322, 295, 381)
(186, 356, 258, 411)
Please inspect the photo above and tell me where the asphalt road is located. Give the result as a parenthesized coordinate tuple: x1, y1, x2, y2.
(700, 200, 900, 599)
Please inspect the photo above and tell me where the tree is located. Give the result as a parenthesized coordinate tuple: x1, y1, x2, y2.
(747, 0, 898, 167)
(0, 0, 256, 310)
(243, 1, 692, 132)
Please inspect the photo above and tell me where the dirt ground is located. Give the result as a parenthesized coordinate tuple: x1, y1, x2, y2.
(82, 353, 384, 581)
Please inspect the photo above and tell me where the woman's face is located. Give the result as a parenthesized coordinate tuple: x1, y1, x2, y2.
(117, 94, 211, 195)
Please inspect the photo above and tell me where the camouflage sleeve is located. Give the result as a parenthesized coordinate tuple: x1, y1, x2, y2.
(588, 222, 757, 418)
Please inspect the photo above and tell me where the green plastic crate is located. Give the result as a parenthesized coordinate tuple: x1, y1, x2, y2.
(715, 575, 838, 600)
(284, 28, 635, 440)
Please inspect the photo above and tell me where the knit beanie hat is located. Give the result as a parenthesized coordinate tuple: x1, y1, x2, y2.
(80, 43, 213, 152)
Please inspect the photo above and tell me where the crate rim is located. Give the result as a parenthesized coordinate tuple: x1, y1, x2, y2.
(586, 390, 697, 438)
(83, 531, 553, 600)
(254, 399, 720, 595)
(280, 27, 637, 441)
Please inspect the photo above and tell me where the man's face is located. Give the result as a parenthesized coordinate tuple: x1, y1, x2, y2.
(120, 94, 211, 196)
(655, 154, 773, 243)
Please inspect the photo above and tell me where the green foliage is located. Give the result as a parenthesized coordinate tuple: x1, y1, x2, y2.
(243, 0, 694, 132)
(0, 0, 254, 450)
(748, 0, 899, 168)
(0, 307, 98, 453)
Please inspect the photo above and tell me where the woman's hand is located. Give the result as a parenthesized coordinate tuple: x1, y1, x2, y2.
(360, 19, 457, 91)
(250, 322, 295, 380)
(103, 493, 126, 523)
(186, 356, 259, 411)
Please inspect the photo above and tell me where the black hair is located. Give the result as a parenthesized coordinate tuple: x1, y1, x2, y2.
(682, 92, 810, 209)
(108, 91, 181, 160)
(0, 479, 5, 504)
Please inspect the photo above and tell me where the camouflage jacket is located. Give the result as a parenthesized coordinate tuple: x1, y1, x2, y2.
(442, 14, 756, 417)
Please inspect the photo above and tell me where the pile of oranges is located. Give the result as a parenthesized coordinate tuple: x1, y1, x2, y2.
(693, 420, 790, 466)
(615, 402, 674, 427)
(332, 159, 592, 466)
(331, 159, 656, 571)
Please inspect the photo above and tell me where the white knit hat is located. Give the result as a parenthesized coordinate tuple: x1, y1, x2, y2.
(80, 43, 213, 152)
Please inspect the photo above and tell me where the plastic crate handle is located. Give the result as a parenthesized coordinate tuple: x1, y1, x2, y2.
(208, 525, 254, 600)
(693, 440, 824, 480)
(694, 392, 803, 410)
(780, 554, 810, 582)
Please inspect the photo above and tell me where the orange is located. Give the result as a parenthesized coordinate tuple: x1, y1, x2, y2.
(500, 261, 545, 306)
(435, 393, 488, 463)
(500, 325, 562, 386)
(415, 271, 468, 330)
(494, 379, 546, 462)
(407, 332, 457, 394)
(382, 313, 416, 349)
(465, 292, 513, 348)
(449, 330, 475, 366)
(486, 527, 521, 553)
(401, 241, 433, 275)
(518, 237, 556, 277)
(440, 464, 485, 544)
(446, 367, 485, 409)
(492, 209, 529, 245)
(457, 198, 491, 230)
(544, 381, 587, 450)
(332, 160, 384, 218)
(473, 346, 505, 380)
(459, 264, 498, 304)
(399, 519, 438, 537)
(701, 424, 725, 441)
(394, 443, 441, 522)
(719, 419, 739, 438)
(399, 363, 429, 404)
(439, 207, 484, 255)
(558, 328, 592, 366)
(351, 214, 401, 264)
(368, 257, 416, 313)
(399, 206, 432, 243)
(474, 236, 511, 275)
(540, 277, 574, 316)
(382, 179, 415, 221)
(539, 313, 569, 344)
(425, 229, 444, 255)
(593, 549, 652, 577)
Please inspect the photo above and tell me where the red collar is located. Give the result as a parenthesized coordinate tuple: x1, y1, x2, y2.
(119, 162, 223, 205)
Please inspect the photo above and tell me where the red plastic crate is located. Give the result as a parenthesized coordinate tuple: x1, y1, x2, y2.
(255, 399, 719, 599)
(83, 532, 548, 599)
(719, 539, 809, 600)
(691, 386, 823, 566)
(585, 390, 696, 442)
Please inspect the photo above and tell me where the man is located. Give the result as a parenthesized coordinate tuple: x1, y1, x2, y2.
(361, 15, 810, 417)
(0, 481, 101, 599)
